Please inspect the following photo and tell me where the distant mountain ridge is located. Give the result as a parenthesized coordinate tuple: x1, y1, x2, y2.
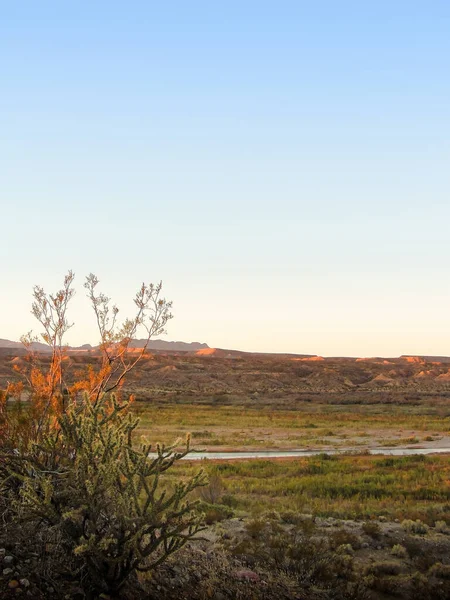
(1, 338, 450, 362)
(0, 338, 209, 353)
(129, 339, 209, 352)
(0, 338, 51, 352)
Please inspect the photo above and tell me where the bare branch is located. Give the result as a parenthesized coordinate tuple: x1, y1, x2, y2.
(84, 275, 173, 402)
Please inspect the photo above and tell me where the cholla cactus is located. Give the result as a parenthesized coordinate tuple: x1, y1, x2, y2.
(14, 392, 206, 594)
(2, 272, 206, 596)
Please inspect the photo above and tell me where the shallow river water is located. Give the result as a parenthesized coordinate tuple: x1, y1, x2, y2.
(180, 447, 450, 460)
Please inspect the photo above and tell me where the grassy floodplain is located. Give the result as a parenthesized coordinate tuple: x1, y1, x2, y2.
(133, 398, 450, 523)
(168, 453, 450, 523)
(133, 400, 450, 450)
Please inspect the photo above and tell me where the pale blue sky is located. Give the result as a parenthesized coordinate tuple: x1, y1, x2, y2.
(1, 1, 449, 356)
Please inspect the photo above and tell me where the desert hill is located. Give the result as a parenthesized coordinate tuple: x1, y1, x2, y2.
(0, 338, 50, 352)
(3, 345, 450, 403)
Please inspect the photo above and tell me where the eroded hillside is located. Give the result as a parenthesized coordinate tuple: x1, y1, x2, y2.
(2, 349, 450, 404)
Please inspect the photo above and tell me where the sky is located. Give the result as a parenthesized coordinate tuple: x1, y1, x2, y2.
(1, 1, 450, 357)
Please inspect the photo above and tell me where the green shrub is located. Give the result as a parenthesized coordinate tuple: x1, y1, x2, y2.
(197, 501, 234, 524)
(286, 513, 316, 535)
(336, 543, 354, 556)
(329, 529, 361, 550)
(362, 521, 381, 539)
(245, 518, 267, 538)
(391, 544, 408, 559)
(280, 509, 302, 524)
(428, 563, 450, 580)
(402, 519, 429, 535)
(406, 570, 450, 600)
(221, 493, 240, 508)
(435, 520, 449, 534)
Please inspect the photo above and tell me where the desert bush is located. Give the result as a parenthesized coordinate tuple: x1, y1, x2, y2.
(280, 509, 302, 524)
(280, 511, 316, 534)
(318, 452, 336, 460)
(435, 519, 449, 533)
(245, 518, 267, 538)
(148, 543, 370, 600)
(402, 537, 423, 558)
(368, 561, 403, 576)
(408, 570, 450, 600)
(336, 543, 354, 555)
(362, 520, 381, 539)
(197, 501, 234, 524)
(402, 519, 429, 535)
(229, 523, 369, 599)
(428, 562, 450, 580)
(391, 544, 408, 558)
(329, 528, 362, 550)
(369, 574, 402, 596)
(221, 493, 239, 508)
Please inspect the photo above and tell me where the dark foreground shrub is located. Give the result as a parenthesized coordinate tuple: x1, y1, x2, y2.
(226, 516, 370, 600)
